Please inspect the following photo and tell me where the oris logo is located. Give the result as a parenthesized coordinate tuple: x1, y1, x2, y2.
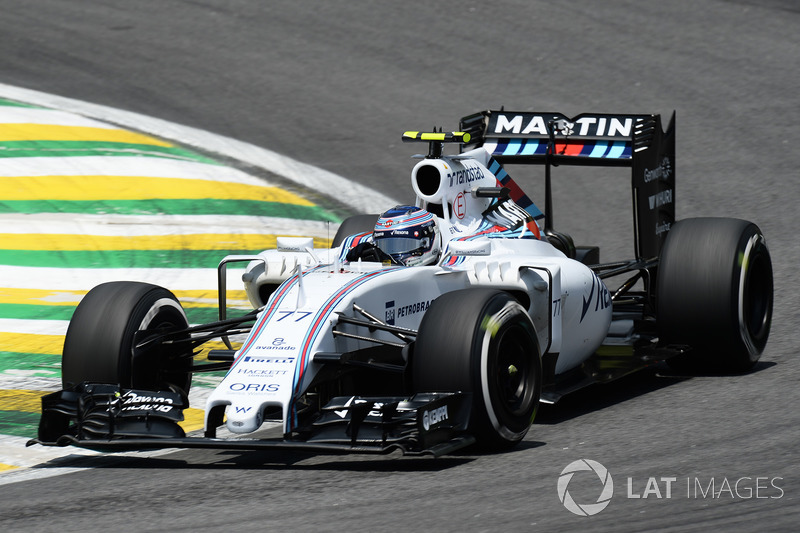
(557, 459, 614, 516)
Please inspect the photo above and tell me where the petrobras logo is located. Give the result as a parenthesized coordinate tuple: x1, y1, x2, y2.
(557, 459, 614, 516)
(384, 299, 431, 325)
(385, 300, 396, 325)
(490, 113, 642, 138)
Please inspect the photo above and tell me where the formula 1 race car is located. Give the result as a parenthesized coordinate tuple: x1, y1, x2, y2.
(29, 110, 773, 456)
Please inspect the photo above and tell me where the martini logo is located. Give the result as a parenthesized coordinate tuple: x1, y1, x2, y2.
(557, 459, 614, 516)
(491, 113, 638, 137)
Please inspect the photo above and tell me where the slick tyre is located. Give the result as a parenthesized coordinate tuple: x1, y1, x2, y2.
(413, 289, 541, 451)
(62, 281, 192, 394)
(657, 218, 773, 373)
(331, 214, 379, 247)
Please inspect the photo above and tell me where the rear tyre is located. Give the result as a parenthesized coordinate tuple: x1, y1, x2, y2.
(331, 214, 379, 247)
(413, 289, 541, 450)
(62, 281, 192, 394)
(657, 218, 773, 373)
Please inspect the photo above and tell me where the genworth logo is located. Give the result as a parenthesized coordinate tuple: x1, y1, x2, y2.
(557, 459, 614, 516)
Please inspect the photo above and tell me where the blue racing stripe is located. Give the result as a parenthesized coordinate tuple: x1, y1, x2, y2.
(589, 141, 609, 158)
(502, 140, 521, 156)
(520, 139, 541, 156)
(607, 142, 627, 159)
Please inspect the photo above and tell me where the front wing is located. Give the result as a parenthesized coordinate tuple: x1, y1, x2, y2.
(27, 383, 475, 457)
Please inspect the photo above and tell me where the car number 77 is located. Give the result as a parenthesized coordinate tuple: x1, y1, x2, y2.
(276, 311, 314, 322)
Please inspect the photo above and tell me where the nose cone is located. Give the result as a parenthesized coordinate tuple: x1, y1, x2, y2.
(225, 404, 263, 434)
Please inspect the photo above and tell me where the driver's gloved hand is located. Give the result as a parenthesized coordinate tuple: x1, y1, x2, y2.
(345, 242, 400, 265)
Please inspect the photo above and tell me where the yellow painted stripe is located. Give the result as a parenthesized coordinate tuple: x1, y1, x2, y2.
(0, 331, 238, 360)
(0, 175, 314, 205)
(180, 408, 206, 433)
(174, 289, 251, 309)
(0, 463, 18, 472)
(175, 289, 247, 304)
(0, 288, 86, 306)
(0, 389, 205, 433)
(0, 389, 48, 412)
(0, 332, 63, 355)
(0, 232, 327, 251)
(195, 340, 241, 361)
(0, 124, 173, 147)
(0, 288, 248, 307)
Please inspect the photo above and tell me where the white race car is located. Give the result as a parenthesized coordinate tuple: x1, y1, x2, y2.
(31, 110, 773, 456)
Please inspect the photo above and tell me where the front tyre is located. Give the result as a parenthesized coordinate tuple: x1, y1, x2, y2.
(413, 289, 541, 451)
(62, 281, 192, 394)
(657, 218, 773, 372)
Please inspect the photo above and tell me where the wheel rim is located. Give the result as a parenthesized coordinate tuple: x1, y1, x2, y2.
(490, 323, 538, 420)
(742, 246, 773, 346)
(130, 299, 191, 392)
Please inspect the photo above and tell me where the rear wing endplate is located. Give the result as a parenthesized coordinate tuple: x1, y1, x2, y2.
(459, 110, 676, 259)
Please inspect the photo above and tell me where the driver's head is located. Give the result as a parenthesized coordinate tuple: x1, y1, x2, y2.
(373, 205, 441, 266)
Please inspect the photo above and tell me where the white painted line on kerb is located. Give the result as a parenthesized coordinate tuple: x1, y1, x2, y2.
(0, 83, 400, 213)
(0, 156, 274, 186)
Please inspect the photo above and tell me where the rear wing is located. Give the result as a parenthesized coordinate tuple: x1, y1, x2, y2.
(459, 110, 676, 260)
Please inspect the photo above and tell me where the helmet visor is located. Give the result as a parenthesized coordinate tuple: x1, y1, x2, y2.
(374, 236, 429, 256)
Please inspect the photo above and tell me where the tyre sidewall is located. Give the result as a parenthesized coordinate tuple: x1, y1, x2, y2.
(414, 289, 541, 449)
(472, 295, 541, 442)
(657, 218, 773, 371)
(62, 282, 190, 391)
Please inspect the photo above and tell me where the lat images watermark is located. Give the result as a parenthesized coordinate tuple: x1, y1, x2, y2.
(557, 459, 614, 516)
(557, 459, 785, 517)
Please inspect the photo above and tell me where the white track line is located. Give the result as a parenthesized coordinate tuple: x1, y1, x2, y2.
(0, 106, 115, 128)
(0, 265, 247, 292)
(0, 213, 334, 237)
(0, 156, 277, 187)
(0, 83, 400, 211)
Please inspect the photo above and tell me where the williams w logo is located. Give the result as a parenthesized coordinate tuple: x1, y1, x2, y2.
(557, 459, 614, 516)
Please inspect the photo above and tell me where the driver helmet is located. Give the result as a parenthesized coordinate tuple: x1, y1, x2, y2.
(373, 205, 441, 266)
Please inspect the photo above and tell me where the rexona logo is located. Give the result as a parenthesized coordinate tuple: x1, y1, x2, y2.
(120, 391, 175, 413)
(557, 459, 614, 517)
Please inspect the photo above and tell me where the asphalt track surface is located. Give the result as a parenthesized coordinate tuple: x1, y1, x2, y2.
(0, 1, 798, 531)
